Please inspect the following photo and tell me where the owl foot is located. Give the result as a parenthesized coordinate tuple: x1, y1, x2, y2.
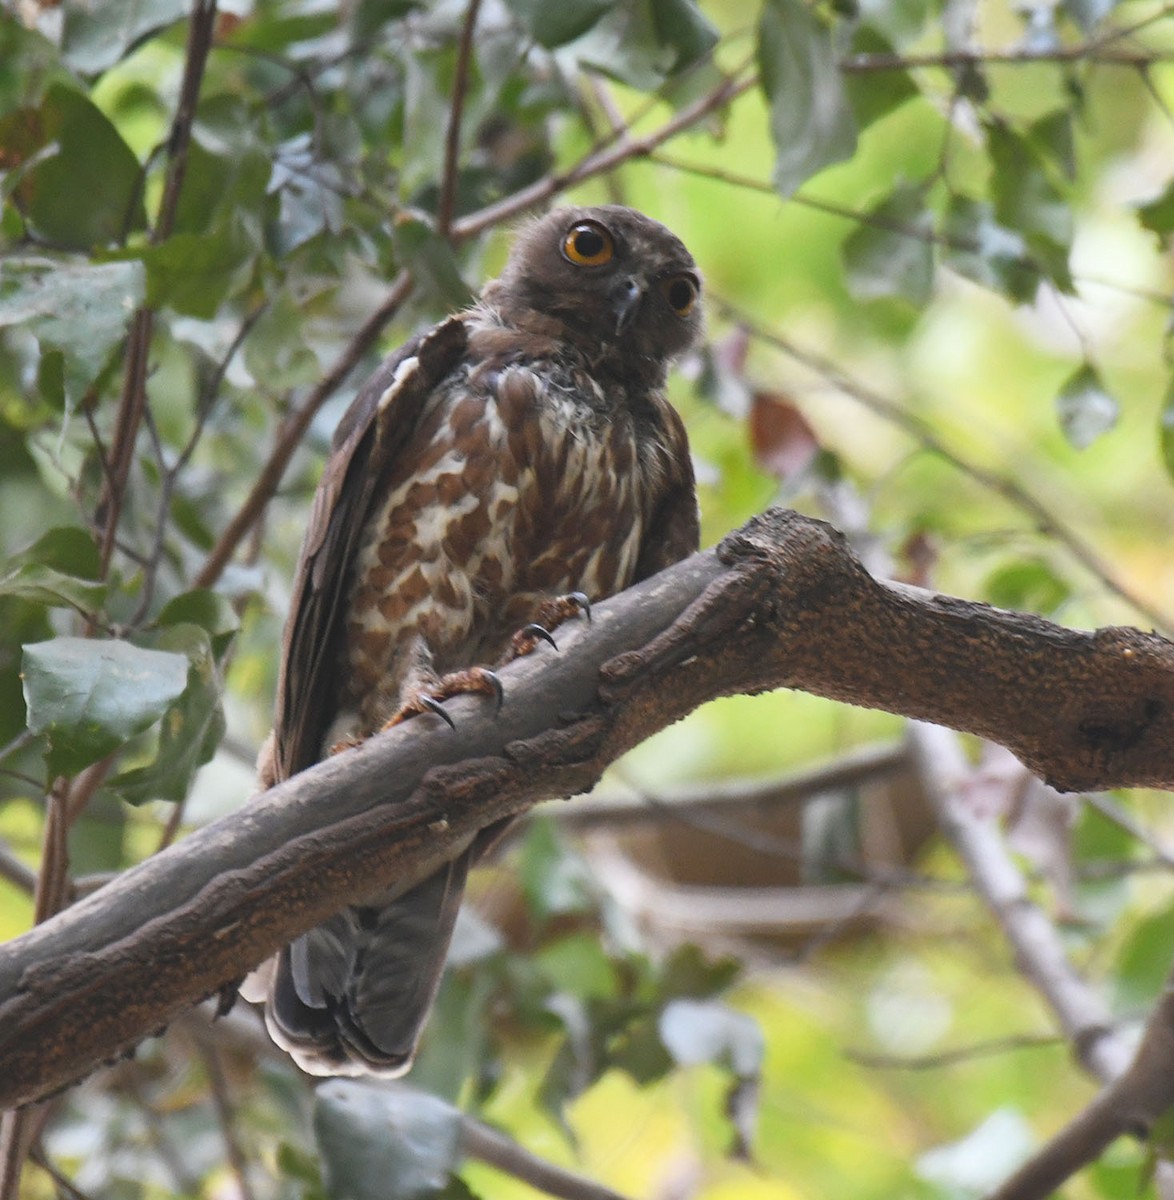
(508, 591, 592, 659)
(383, 667, 504, 732)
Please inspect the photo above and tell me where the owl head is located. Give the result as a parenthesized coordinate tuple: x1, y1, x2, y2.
(483, 204, 703, 378)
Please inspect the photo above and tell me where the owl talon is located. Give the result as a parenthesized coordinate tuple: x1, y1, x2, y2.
(419, 695, 456, 730)
(508, 592, 593, 659)
(567, 592, 592, 623)
(521, 623, 559, 651)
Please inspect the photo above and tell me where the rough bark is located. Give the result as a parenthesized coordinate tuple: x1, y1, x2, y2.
(2, 507, 1173, 1109)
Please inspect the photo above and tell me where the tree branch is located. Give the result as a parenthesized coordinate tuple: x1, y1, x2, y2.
(3, 508, 1174, 1109)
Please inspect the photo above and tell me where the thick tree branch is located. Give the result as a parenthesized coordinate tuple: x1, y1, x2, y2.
(3, 508, 1174, 1109)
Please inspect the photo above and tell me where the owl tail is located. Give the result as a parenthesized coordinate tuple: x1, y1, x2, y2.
(264, 851, 470, 1077)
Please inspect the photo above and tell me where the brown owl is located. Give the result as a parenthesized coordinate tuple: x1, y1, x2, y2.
(257, 204, 702, 1076)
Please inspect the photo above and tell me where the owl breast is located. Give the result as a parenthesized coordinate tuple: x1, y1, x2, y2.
(337, 352, 651, 737)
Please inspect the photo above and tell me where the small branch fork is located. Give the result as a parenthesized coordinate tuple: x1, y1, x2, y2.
(4, 507, 1174, 1115)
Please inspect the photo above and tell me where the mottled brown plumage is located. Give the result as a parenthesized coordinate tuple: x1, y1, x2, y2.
(256, 205, 702, 1077)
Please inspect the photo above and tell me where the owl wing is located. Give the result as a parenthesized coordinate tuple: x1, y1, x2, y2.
(633, 399, 700, 581)
(271, 315, 469, 780)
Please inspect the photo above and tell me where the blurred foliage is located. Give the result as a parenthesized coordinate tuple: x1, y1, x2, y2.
(1, 0, 1173, 1196)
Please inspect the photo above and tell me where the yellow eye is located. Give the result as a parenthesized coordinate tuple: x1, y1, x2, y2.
(562, 221, 614, 266)
(663, 273, 698, 316)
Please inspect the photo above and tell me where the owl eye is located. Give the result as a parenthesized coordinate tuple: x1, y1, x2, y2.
(562, 221, 614, 267)
(663, 273, 699, 316)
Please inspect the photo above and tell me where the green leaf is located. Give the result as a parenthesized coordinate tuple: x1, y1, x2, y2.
(658, 998, 764, 1076)
(242, 292, 325, 390)
(313, 1081, 462, 1200)
(140, 217, 256, 318)
(61, 0, 188, 75)
(391, 215, 473, 309)
(841, 182, 934, 306)
(657, 943, 740, 1000)
(757, 0, 857, 195)
(536, 934, 619, 1001)
(843, 30, 917, 128)
(1159, 377, 1174, 481)
(518, 817, 596, 922)
(157, 589, 239, 659)
(1028, 110, 1076, 182)
(503, 0, 613, 48)
(650, 0, 720, 69)
(0, 564, 106, 616)
(14, 84, 147, 249)
(0, 258, 145, 406)
(1114, 900, 1174, 1013)
(1055, 363, 1118, 449)
(1061, 0, 1118, 34)
(111, 624, 225, 804)
(22, 637, 190, 775)
(986, 119, 1073, 289)
(351, 0, 424, 43)
(1137, 179, 1174, 250)
(568, 0, 718, 90)
(16, 524, 103, 589)
(942, 196, 1039, 303)
(984, 559, 1070, 613)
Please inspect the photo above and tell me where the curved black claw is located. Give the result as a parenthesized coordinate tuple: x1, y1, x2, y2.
(521, 623, 559, 651)
(420, 694, 456, 731)
(568, 591, 592, 623)
(483, 669, 505, 714)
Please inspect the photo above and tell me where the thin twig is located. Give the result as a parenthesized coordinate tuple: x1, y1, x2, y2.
(909, 722, 1132, 1083)
(97, 0, 219, 576)
(199, 1043, 257, 1200)
(436, 0, 482, 237)
(461, 1115, 631, 1200)
(847, 1031, 1063, 1071)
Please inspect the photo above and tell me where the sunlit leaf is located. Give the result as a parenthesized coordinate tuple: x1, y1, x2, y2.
(1055, 363, 1118, 449)
(758, 0, 857, 194)
(1061, 0, 1119, 34)
(22, 636, 190, 775)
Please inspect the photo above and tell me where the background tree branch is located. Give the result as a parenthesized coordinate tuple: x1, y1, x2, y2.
(3, 506, 1174, 1110)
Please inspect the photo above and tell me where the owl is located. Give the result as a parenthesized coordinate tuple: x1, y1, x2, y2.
(256, 204, 702, 1076)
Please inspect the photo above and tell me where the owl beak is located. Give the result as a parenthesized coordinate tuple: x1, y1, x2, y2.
(611, 277, 645, 335)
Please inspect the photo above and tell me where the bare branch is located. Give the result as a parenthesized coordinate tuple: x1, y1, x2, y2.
(97, 0, 219, 574)
(436, 0, 482, 237)
(461, 1115, 630, 1200)
(3, 509, 1174, 1108)
(911, 722, 1132, 1083)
